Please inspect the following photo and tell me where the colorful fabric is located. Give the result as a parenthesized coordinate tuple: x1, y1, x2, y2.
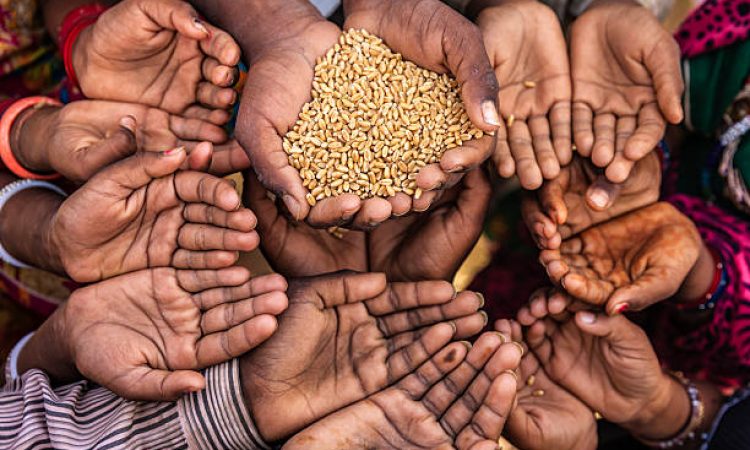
(675, 0, 750, 58)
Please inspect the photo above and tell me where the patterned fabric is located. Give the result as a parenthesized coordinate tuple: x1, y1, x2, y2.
(675, 0, 750, 58)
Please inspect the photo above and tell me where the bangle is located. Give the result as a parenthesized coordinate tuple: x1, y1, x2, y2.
(639, 371, 707, 449)
(0, 180, 68, 269)
(5, 332, 34, 381)
(59, 3, 108, 91)
(0, 96, 62, 180)
(677, 246, 727, 311)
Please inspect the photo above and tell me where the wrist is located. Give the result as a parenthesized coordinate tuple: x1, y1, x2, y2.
(624, 373, 691, 441)
(10, 105, 58, 174)
(675, 242, 716, 303)
(17, 301, 79, 383)
(71, 25, 92, 92)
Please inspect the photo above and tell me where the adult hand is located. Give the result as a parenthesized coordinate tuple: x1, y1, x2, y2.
(369, 168, 491, 281)
(540, 202, 702, 314)
(283, 332, 520, 450)
(57, 268, 288, 401)
(522, 152, 660, 249)
(570, 0, 683, 182)
(240, 272, 487, 441)
(477, 0, 572, 189)
(74, 0, 240, 117)
(49, 148, 259, 283)
(497, 319, 598, 450)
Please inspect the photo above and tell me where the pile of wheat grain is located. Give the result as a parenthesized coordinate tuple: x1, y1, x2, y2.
(283, 28, 484, 205)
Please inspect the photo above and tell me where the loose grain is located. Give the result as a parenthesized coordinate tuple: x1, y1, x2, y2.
(283, 28, 485, 200)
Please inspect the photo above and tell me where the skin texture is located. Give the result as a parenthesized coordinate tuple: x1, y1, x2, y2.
(283, 333, 521, 450)
(19, 268, 288, 401)
(522, 152, 661, 249)
(49, 149, 259, 283)
(73, 0, 240, 117)
(477, 0, 572, 189)
(497, 319, 598, 450)
(540, 202, 702, 314)
(244, 168, 490, 281)
(570, 0, 683, 183)
(240, 272, 488, 441)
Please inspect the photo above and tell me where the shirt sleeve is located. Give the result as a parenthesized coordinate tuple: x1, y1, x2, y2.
(0, 359, 269, 450)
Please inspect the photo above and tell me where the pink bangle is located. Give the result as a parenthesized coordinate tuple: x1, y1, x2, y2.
(0, 97, 62, 180)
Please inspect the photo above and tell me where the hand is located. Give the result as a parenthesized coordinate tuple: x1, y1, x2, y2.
(50, 268, 287, 401)
(240, 272, 487, 441)
(497, 319, 598, 450)
(570, 0, 683, 183)
(369, 168, 491, 281)
(74, 0, 240, 117)
(523, 293, 692, 441)
(477, 0, 572, 189)
(522, 152, 661, 249)
(16, 102, 229, 182)
(283, 332, 521, 450)
(343, 0, 500, 205)
(49, 148, 259, 283)
(540, 202, 702, 314)
(244, 172, 368, 277)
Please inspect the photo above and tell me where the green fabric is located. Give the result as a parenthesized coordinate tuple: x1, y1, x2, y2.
(735, 136, 750, 188)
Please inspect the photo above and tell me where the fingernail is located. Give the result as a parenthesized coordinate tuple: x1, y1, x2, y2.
(480, 311, 489, 326)
(119, 115, 136, 133)
(447, 165, 465, 173)
(225, 70, 235, 86)
(492, 331, 507, 344)
(579, 311, 596, 324)
(163, 146, 185, 156)
(612, 303, 629, 315)
(282, 195, 302, 220)
(510, 341, 525, 357)
(460, 340, 473, 351)
(229, 91, 238, 105)
(192, 18, 209, 35)
(481, 100, 501, 127)
(502, 369, 518, 382)
(588, 187, 611, 209)
(448, 321, 458, 334)
(477, 293, 485, 308)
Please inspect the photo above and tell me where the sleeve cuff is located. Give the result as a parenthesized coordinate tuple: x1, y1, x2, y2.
(4, 332, 34, 384)
(178, 359, 270, 450)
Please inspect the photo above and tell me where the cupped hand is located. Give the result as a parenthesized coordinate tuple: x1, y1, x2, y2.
(522, 152, 661, 249)
(49, 148, 259, 283)
(74, 0, 240, 117)
(540, 202, 701, 314)
(283, 332, 521, 450)
(62, 267, 287, 401)
(571, 0, 683, 182)
(477, 0, 572, 189)
(497, 318, 598, 450)
(240, 272, 488, 441)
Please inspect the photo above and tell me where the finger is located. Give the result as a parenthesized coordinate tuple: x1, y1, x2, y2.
(186, 141, 213, 172)
(386, 322, 457, 382)
(538, 172, 568, 225)
(591, 113, 616, 168)
(572, 102, 594, 156)
(378, 291, 483, 336)
(366, 281, 457, 316)
(183, 204, 257, 232)
(645, 38, 684, 124)
(138, 0, 208, 40)
(169, 115, 228, 144)
(442, 167, 491, 239)
(412, 189, 442, 213)
(439, 135, 495, 174)
(416, 163, 450, 192)
(509, 120, 543, 189)
(623, 103, 666, 163)
(178, 224, 259, 252)
(528, 116, 560, 180)
(196, 315, 279, 366)
(306, 194, 362, 228)
(387, 313, 486, 352)
(351, 197, 392, 229)
(491, 122, 515, 179)
(176, 266, 251, 293)
(174, 171, 240, 211)
(197, 82, 238, 110)
(202, 57, 237, 88)
(200, 291, 288, 334)
(91, 147, 186, 194)
(604, 115, 637, 183)
(574, 310, 649, 347)
(199, 23, 242, 67)
(70, 116, 138, 182)
(561, 272, 614, 305)
(172, 249, 239, 269)
(395, 341, 469, 400)
(388, 192, 412, 217)
(454, 372, 517, 448)
(295, 272, 387, 308)
(114, 367, 205, 401)
(208, 140, 252, 176)
(550, 101, 573, 165)
(520, 197, 555, 249)
(182, 106, 231, 126)
(193, 273, 288, 310)
(606, 268, 682, 314)
(585, 175, 622, 211)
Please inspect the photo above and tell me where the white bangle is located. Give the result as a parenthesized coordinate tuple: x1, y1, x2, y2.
(0, 179, 67, 269)
(5, 332, 34, 381)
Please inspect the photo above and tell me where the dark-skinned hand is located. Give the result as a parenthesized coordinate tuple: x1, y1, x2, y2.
(283, 332, 521, 450)
(540, 202, 702, 314)
(522, 152, 660, 250)
(240, 272, 488, 441)
(477, 0, 572, 189)
(571, 0, 683, 182)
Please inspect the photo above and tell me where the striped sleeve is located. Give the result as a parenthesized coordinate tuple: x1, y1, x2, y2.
(0, 359, 268, 450)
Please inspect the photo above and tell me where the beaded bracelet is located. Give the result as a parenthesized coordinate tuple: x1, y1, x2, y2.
(59, 3, 108, 92)
(677, 246, 727, 312)
(0, 96, 62, 180)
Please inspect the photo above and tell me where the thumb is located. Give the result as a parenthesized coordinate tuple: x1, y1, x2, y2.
(138, 0, 209, 40)
(645, 38, 684, 124)
(115, 368, 206, 401)
(574, 310, 639, 346)
(292, 272, 387, 309)
(606, 269, 680, 315)
(71, 115, 138, 182)
(94, 147, 187, 193)
(187, 141, 214, 172)
(585, 176, 622, 211)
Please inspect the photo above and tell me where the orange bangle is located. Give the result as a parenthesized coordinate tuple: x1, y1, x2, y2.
(0, 96, 62, 180)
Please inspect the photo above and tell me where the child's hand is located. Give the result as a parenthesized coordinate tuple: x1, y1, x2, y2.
(50, 148, 259, 283)
(477, 0, 572, 189)
(74, 0, 240, 116)
(570, 0, 683, 183)
(521, 152, 661, 250)
(539, 202, 702, 314)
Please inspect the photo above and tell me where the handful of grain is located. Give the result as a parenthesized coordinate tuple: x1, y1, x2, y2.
(283, 28, 485, 206)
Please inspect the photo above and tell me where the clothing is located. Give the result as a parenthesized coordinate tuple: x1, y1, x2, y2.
(0, 359, 269, 450)
(705, 385, 750, 450)
(676, 0, 750, 58)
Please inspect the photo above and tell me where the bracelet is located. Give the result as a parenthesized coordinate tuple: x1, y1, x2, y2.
(677, 246, 727, 312)
(5, 332, 34, 381)
(0, 180, 68, 269)
(639, 371, 706, 449)
(59, 3, 108, 91)
(0, 96, 62, 180)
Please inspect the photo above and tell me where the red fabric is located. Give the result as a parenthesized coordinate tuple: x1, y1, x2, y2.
(58, 4, 107, 91)
(675, 0, 750, 57)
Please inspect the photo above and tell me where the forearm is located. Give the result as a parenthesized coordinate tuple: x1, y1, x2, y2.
(10, 105, 58, 175)
(675, 240, 715, 303)
(16, 305, 77, 384)
(39, 0, 116, 44)
(188, 0, 324, 59)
